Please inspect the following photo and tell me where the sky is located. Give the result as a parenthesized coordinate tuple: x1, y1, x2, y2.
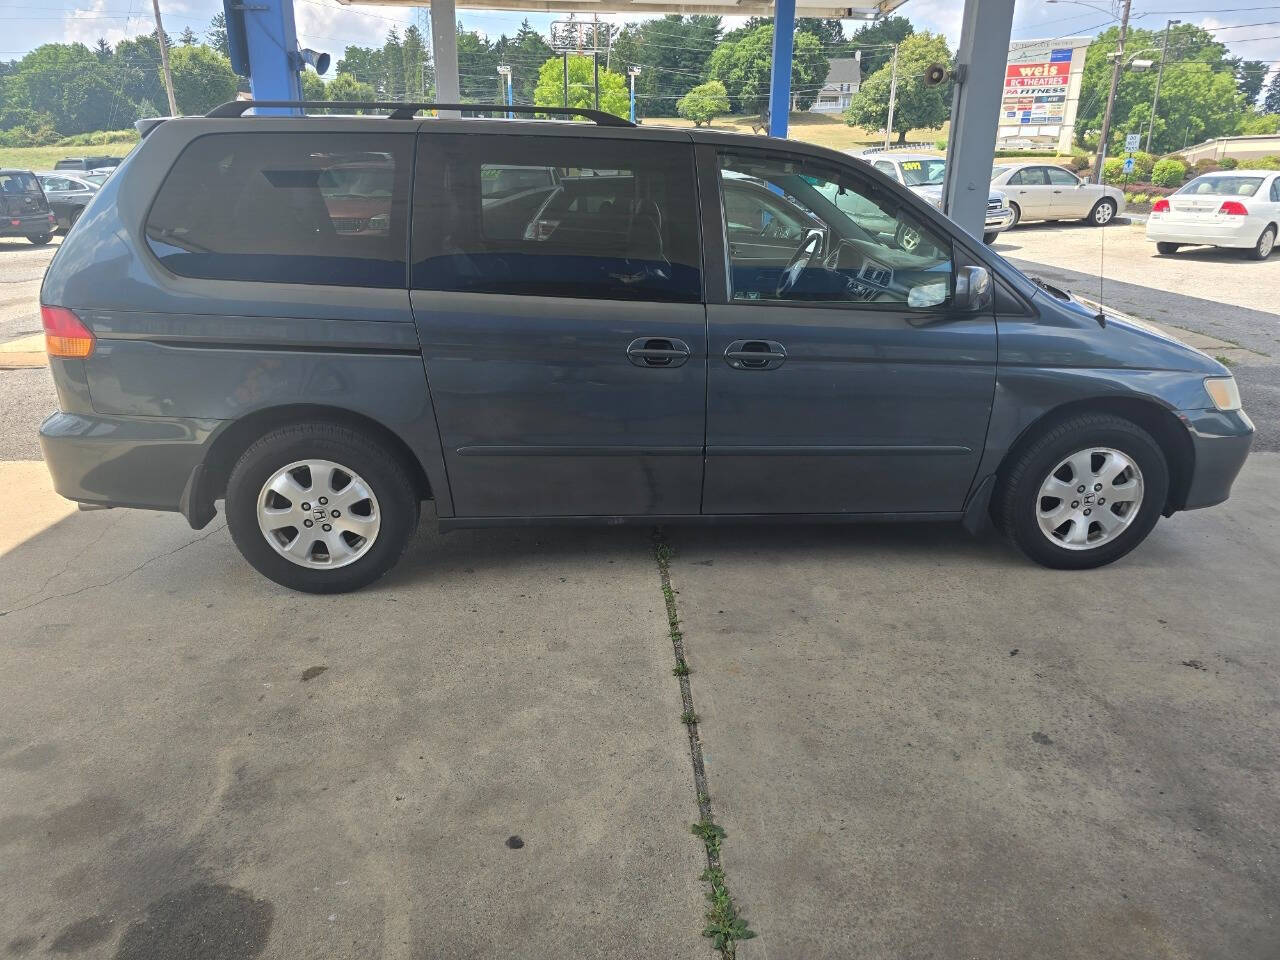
(3, 0, 1277, 97)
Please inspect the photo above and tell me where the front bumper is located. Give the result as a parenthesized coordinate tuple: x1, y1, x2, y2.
(40, 411, 221, 517)
(1, 213, 55, 237)
(1178, 408, 1254, 511)
(985, 207, 1016, 232)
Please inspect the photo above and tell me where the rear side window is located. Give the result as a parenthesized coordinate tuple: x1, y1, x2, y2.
(146, 133, 412, 288)
(1, 172, 42, 194)
(412, 134, 701, 303)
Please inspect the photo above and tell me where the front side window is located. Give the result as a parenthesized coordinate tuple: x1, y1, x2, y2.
(412, 135, 700, 303)
(1045, 167, 1079, 186)
(718, 153, 952, 308)
(1271, 177, 1279, 203)
(145, 132, 412, 288)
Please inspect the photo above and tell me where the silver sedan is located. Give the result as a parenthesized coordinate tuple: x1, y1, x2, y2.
(991, 161, 1125, 228)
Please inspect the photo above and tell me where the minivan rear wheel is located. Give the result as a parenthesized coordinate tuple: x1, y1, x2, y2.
(996, 414, 1169, 570)
(226, 423, 419, 593)
(27, 233, 52, 245)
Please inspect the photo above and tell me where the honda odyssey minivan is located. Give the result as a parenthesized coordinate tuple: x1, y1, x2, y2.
(38, 102, 1254, 592)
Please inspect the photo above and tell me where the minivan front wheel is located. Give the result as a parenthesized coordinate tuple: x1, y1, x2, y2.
(996, 414, 1169, 569)
(226, 423, 418, 593)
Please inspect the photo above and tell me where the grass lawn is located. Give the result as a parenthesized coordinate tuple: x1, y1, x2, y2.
(649, 111, 948, 153)
(0, 138, 138, 172)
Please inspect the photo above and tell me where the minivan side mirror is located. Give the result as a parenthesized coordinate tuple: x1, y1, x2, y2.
(953, 265, 992, 313)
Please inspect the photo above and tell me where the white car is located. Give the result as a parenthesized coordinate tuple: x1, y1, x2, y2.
(1146, 170, 1279, 260)
(990, 161, 1126, 228)
(852, 151, 1015, 244)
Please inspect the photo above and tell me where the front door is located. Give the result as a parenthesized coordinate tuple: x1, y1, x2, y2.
(701, 149, 996, 516)
(410, 131, 707, 518)
(1046, 166, 1090, 217)
(1007, 166, 1053, 219)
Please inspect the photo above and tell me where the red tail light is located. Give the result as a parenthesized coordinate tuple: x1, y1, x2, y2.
(41, 305, 95, 358)
(1218, 200, 1248, 216)
(1151, 199, 1170, 213)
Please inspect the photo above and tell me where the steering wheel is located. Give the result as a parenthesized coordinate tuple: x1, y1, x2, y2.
(775, 230, 823, 298)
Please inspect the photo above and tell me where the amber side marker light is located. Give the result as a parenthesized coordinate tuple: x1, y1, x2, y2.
(41, 305, 95, 358)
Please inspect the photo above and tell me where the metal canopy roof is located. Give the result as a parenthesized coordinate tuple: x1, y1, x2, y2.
(337, 0, 908, 20)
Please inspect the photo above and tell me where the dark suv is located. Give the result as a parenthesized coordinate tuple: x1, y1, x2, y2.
(38, 103, 1254, 592)
(1, 169, 56, 244)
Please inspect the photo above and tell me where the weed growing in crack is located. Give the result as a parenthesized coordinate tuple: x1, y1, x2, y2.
(673, 659, 691, 677)
(691, 824, 756, 956)
(681, 709, 700, 726)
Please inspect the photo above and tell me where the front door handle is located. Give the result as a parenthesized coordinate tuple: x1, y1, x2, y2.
(725, 339, 787, 370)
(626, 337, 690, 368)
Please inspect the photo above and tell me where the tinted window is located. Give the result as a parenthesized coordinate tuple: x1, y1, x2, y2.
(718, 153, 952, 308)
(1045, 167, 1078, 185)
(412, 134, 700, 302)
(1, 172, 41, 194)
(146, 133, 412, 288)
(1272, 178, 1279, 203)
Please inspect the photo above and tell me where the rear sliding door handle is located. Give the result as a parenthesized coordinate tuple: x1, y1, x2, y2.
(725, 339, 787, 370)
(626, 337, 691, 368)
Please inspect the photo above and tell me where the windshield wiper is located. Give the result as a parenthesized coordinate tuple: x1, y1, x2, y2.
(1030, 275, 1071, 300)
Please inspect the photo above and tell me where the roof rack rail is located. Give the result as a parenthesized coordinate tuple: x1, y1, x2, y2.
(205, 100, 635, 127)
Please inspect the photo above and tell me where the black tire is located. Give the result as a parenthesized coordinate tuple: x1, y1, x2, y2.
(1008, 203, 1021, 227)
(68, 209, 82, 229)
(982, 231, 999, 244)
(1244, 224, 1275, 261)
(995, 414, 1169, 570)
(1156, 242, 1181, 255)
(1088, 198, 1117, 226)
(27, 233, 51, 245)
(226, 422, 419, 593)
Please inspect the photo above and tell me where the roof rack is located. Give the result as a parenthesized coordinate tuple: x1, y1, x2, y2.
(205, 100, 635, 127)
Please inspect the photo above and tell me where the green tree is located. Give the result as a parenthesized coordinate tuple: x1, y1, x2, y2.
(456, 27, 498, 102)
(301, 70, 327, 101)
(2, 43, 119, 135)
(707, 24, 828, 113)
(1076, 24, 1244, 154)
(327, 72, 376, 107)
(178, 27, 198, 46)
(382, 28, 404, 101)
(94, 38, 112, 63)
(168, 45, 238, 114)
(207, 13, 229, 58)
(677, 80, 730, 126)
(1234, 59, 1267, 106)
(1264, 71, 1280, 114)
(609, 15, 723, 118)
(843, 31, 951, 143)
(491, 20, 553, 105)
(847, 15, 912, 76)
(533, 54, 629, 119)
(336, 45, 383, 93)
(402, 24, 428, 100)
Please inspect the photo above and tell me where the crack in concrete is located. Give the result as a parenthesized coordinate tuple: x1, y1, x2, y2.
(0, 520, 227, 618)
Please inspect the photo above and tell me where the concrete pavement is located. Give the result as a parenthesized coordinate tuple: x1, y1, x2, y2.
(672, 454, 1280, 960)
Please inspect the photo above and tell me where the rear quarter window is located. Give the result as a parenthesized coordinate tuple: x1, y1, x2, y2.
(145, 132, 413, 288)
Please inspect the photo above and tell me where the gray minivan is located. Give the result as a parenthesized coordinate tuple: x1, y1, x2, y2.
(38, 102, 1254, 592)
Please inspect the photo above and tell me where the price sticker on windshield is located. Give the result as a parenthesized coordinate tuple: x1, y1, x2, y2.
(901, 161, 922, 170)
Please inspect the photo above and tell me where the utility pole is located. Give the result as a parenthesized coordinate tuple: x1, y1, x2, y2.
(593, 52, 600, 110)
(883, 44, 899, 150)
(562, 52, 569, 108)
(150, 0, 179, 116)
(628, 65, 640, 124)
(1094, 0, 1131, 183)
(1145, 18, 1179, 152)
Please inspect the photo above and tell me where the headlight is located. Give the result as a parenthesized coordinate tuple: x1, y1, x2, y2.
(1204, 376, 1241, 411)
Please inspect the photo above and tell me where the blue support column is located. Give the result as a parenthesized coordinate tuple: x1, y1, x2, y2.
(768, 0, 795, 139)
(244, 0, 302, 113)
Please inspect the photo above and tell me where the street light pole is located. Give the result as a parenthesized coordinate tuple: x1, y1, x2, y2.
(1145, 18, 1179, 152)
(497, 64, 512, 119)
(1094, 0, 1132, 183)
(628, 66, 641, 124)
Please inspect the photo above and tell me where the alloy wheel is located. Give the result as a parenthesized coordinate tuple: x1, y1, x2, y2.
(1035, 446, 1144, 551)
(256, 459, 381, 569)
(1093, 200, 1115, 225)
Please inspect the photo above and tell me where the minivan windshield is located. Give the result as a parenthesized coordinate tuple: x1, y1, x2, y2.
(1177, 174, 1263, 197)
(899, 157, 947, 187)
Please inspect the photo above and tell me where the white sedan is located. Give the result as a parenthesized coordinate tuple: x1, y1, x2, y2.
(990, 161, 1126, 228)
(1146, 170, 1279, 260)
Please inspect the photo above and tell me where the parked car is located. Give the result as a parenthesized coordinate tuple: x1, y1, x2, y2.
(38, 104, 1253, 592)
(1146, 171, 1279, 260)
(0, 169, 56, 244)
(36, 172, 99, 230)
(854, 152, 1015, 244)
(990, 162, 1125, 227)
(54, 156, 123, 172)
